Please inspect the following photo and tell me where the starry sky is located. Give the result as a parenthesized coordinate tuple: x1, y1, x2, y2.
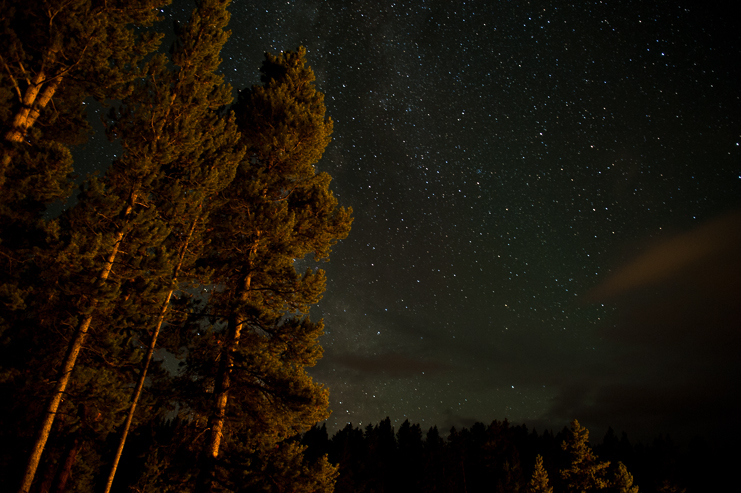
(85, 0, 741, 444)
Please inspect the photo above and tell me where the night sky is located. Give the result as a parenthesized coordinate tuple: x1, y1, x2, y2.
(85, 0, 741, 444)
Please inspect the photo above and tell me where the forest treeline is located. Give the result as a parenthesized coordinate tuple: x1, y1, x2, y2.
(0, 0, 351, 492)
(297, 417, 719, 493)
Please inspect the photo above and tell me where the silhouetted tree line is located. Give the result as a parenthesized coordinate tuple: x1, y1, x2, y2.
(0, 1, 350, 492)
(296, 417, 726, 493)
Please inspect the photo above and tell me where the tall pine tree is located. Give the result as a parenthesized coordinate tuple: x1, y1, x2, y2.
(181, 46, 351, 493)
(0, 0, 167, 398)
(0, 5, 167, 483)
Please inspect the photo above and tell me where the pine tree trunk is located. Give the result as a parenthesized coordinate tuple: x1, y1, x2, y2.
(51, 433, 82, 493)
(36, 446, 60, 493)
(194, 311, 244, 493)
(17, 198, 134, 493)
(102, 216, 200, 493)
(194, 272, 252, 493)
(4, 75, 62, 144)
(17, 311, 96, 493)
(207, 309, 245, 457)
(1, 67, 62, 169)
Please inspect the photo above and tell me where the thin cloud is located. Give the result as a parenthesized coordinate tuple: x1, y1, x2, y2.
(586, 210, 741, 302)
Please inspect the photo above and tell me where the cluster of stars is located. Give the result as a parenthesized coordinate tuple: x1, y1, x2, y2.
(208, 1, 741, 436)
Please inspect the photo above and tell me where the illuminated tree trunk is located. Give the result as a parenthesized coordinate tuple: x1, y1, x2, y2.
(17, 197, 133, 493)
(17, 281, 102, 493)
(0, 0, 168, 174)
(0, 44, 62, 169)
(185, 47, 351, 492)
(195, 270, 252, 493)
(99, 0, 242, 485)
(102, 216, 200, 493)
(3, 71, 62, 144)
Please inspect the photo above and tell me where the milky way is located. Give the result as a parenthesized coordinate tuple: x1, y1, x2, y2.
(133, 0, 741, 442)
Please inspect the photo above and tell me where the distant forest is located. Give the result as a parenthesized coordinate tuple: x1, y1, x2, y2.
(96, 414, 724, 493)
(296, 417, 723, 493)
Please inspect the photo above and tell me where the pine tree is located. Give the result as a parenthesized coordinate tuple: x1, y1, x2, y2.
(12, 131, 170, 493)
(227, 439, 338, 493)
(302, 423, 332, 463)
(363, 417, 397, 492)
(560, 420, 611, 493)
(184, 46, 351, 493)
(1, 7, 349, 493)
(0, 3, 166, 419)
(421, 426, 447, 493)
(609, 462, 639, 493)
(446, 426, 471, 493)
(497, 453, 525, 493)
(528, 455, 554, 493)
(180, 313, 338, 492)
(0, 4, 167, 485)
(329, 423, 367, 493)
(396, 419, 424, 492)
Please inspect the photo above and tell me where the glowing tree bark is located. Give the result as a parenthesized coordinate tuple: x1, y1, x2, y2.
(0, 3, 168, 415)
(15, 189, 137, 493)
(0, 6, 167, 485)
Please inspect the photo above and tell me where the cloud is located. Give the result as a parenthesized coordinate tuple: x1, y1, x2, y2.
(589, 211, 741, 351)
(437, 408, 481, 434)
(586, 210, 741, 302)
(551, 211, 741, 443)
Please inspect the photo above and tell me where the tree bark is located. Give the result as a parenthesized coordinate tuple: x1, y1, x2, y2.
(193, 310, 245, 493)
(194, 269, 253, 493)
(1, 69, 62, 170)
(206, 308, 245, 457)
(4, 75, 63, 144)
(17, 197, 134, 493)
(102, 216, 200, 493)
(51, 433, 82, 493)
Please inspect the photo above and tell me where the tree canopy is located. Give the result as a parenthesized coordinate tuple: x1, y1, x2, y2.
(0, 2, 349, 492)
